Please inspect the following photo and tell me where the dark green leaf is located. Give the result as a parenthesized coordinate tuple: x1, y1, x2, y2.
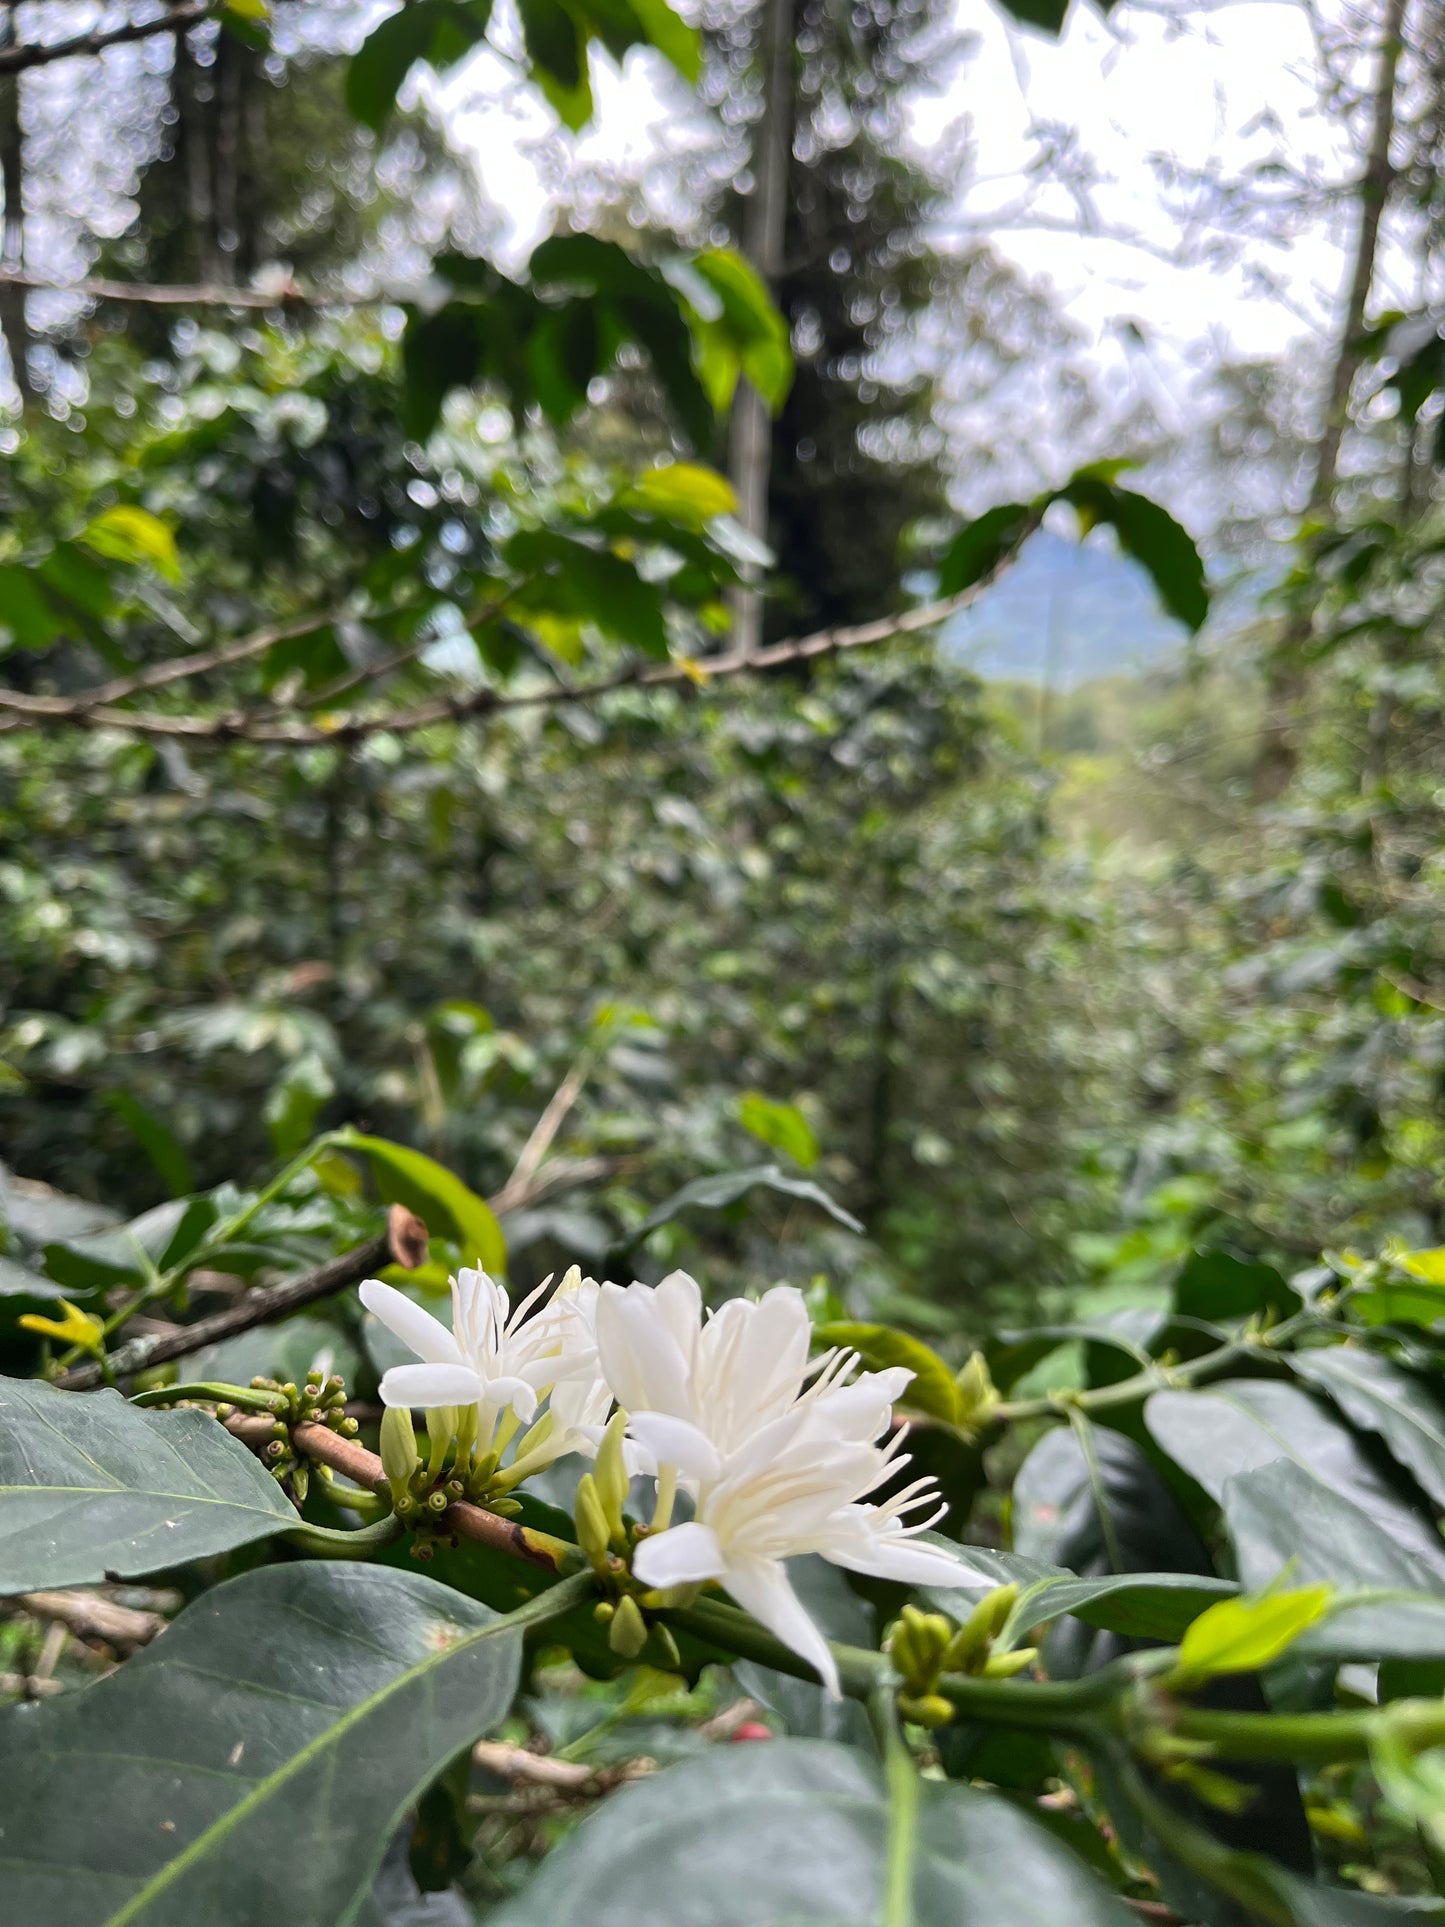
(937, 504, 1032, 597)
(1146, 1380, 1445, 1586)
(0, 1377, 296, 1591)
(487, 1738, 1136, 1926)
(1221, 1458, 1445, 1594)
(1059, 477, 1208, 632)
(346, 0, 492, 132)
(1290, 1347, 1445, 1508)
(1172, 1249, 1299, 1323)
(103, 1092, 195, 1198)
(0, 1562, 522, 1925)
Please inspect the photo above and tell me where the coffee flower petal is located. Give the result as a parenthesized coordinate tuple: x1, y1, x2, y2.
(360, 1280, 466, 1367)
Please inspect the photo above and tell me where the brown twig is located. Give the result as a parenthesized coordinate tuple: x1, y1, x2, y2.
(0, 265, 304, 307)
(294, 583, 529, 710)
(0, 544, 1030, 745)
(0, 3, 214, 74)
(52, 1226, 396, 1391)
(222, 1416, 568, 1573)
(16, 1590, 166, 1648)
(490, 1056, 591, 1218)
(0, 608, 350, 717)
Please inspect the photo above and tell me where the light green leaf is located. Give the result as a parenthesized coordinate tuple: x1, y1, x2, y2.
(813, 1320, 963, 1425)
(80, 506, 182, 583)
(1172, 1584, 1333, 1687)
(0, 1377, 296, 1592)
(339, 1130, 507, 1274)
(736, 1091, 819, 1168)
(0, 1562, 524, 1925)
(625, 462, 737, 525)
(624, 0, 700, 79)
(487, 1738, 1136, 1927)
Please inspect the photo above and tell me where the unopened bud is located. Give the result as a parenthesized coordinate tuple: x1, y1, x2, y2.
(898, 1692, 955, 1730)
(981, 1646, 1036, 1680)
(955, 1352, 999, 1435)
(649, 1622, 681, 1670)
(593, 1600, 616, 1624)
(944, 1584, 1018, 1675)
(574, 1474, 613, 1570)
(490, 1497, 522, 1517)
(291, 1462, 309, 1504)
(380, 1405, 418, 1505)
(594, 1411, 629, 1543)
(608, 1594, 648, 1659)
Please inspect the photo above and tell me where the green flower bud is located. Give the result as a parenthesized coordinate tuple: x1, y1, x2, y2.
(897, 1692, 955, 1730)
(954, 1352, 999, 1436)
(594, 1410, 630, 1544)
(608, 1594, 648, 1659)
(944, 1583, 1019, 1675)
(574, 1473, 613, 1570)
(648, 1622, 682, 1671)
(380, 1405, 419, 1506)
(593, 1600, 616, 1624)
(981, 1646, 1036, 1680)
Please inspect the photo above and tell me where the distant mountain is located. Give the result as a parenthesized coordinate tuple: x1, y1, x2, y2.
(939, 529, 1188, 687)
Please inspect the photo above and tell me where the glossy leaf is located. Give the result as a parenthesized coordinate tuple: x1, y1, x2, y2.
(1290, 1346, 1445, 1508)
(340, 1131, 506, 1274)
(1220, 1457, 1445, 1593)
(1145, 1380, 1445, 1585)
(937, 503, 1033, 597)
(0, 1377, 295, 1592)
(812, 1320, 963, 1425)
(487, 1738, 1136, 1927)
(1058, 475, 1208, 632)
(0, 1562, 522, 1925)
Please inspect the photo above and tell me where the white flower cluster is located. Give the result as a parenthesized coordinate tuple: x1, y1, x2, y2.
(360, 1266, 975, 1695)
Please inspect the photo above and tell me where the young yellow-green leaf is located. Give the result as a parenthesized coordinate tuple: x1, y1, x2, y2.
(1172, 1584, 1333, 1688)
(625, 0, 701, 79)
(737, 1091, 819, 1169)
(625, 462, 737, 525)
(339, 1130, 507, 1274)
(222, 0, 270, 19)
(79, 506, 182, 582)
(1396, 1245, 1445, 1285)
(812, 1321, 963, 1426)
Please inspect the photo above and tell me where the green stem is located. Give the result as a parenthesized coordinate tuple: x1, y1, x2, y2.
(994, 1310, 1320, 1425)
(870, 1686, 919, 1927)
(129, 1382, 288, 1414)
(1171, 1698, 1445, 1765)
(1109, 1750, 1295, 1927)
(283, 1513, 406, 1559)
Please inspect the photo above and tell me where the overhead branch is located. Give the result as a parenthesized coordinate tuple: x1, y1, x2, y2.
(0, 265, 307, 308)
(0, 2, 215, 74)
(52, 1227, 397, 1391)
(0, 536, 1030, 745)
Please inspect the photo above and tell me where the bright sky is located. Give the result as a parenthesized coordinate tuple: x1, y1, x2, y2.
(441, 0, 1362, 367)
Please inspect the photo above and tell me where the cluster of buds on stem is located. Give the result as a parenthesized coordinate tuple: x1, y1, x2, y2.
(248, 1369, 356, 1500)
(573, 1415, 682, 1669)
(887, 1585, 1036, 1728)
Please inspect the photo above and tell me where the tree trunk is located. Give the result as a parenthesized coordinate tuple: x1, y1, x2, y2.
(727, 0, 794, 657)
(1255, 0, 1407, 800)
(0, 7, 31, 402)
